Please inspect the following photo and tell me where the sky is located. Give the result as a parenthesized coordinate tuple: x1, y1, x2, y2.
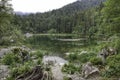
(11, 0, 76, 13)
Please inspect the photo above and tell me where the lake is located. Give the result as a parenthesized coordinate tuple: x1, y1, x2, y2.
(25, 34, 86, 54)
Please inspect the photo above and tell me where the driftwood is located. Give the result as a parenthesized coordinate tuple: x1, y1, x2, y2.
(16, 66, 43, 80)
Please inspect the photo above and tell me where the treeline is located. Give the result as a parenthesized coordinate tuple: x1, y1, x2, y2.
(13, 0, 105, 34)
(0, 0, 120, 45)
(0, 0, 24, 45)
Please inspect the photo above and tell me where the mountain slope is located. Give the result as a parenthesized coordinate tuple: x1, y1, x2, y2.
(48, 0, 105, 16)
(14, 0, 105, 33)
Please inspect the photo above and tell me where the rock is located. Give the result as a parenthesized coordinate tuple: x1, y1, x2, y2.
(65, 52, 75, 56)
(0, 65, 9, 80)
(65, 52, 71, 55)
(43, 56, 68, 66)
(66, 74, 85, 80)
(25, 33, 33, 38)
(80, 51, 87, 54)
(0, 48, 10, 57)
(82, 62, 99, 79)
(51, 65, 64, 80)
(98, 47, 117, 64)
(10, 39, 14, 43)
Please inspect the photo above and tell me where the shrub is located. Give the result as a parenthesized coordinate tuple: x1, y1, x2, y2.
(2, 53, 21, 65)
(90, 57, 103, 65)
(102, 54, 120, 78)
(35, 50, 44, 58)
(114, 38, 120, 52)
(6, 76, 15, 80)
(0, 37, 11, 45)
(47, 29, 57, 33)
(12, 48, 20, 54)
(37, 58, 42, 65)
(68, 53, 78, 62)
(10, 63, 31, 78)
(62, 63, 81, 74)
(105, 36, 120, 52)
(78, 52, 96, 63)
(63, 76, 71, 80)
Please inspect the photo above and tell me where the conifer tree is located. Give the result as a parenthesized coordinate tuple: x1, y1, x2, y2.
(103, 0, 120, 34)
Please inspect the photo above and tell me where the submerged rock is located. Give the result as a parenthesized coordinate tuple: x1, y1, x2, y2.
(25, 33, 33, 38)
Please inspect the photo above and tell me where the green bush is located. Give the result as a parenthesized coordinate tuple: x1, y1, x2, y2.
(114, 38, 120, 52)
(90, 57, 103, 65)
(78, 52, 96, 63)
(68, 53, 78, 62)
(102, 54, 120, 78)
(35, 50, 44, 58)
(12, 48, 21, 54)
(10, 63, 31, 78)
(63, 76, 71, 80)
(2, 53, 21, 65)
(62, 63, 81, 74)
(47, 29, 57, 33)
(6, 76, 15, 80)
(105, 36, 120, 52)
(0, 37, 11, 45)
(37, 58, 42, 65)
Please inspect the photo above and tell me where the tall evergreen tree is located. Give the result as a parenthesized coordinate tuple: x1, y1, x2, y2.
(0, 0, 13, 38)
(102, 0, 120, 34)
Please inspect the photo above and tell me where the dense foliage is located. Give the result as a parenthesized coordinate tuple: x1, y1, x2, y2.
(0, 0, 13, 38)
(0, 0, 24, 46)
(102, 0, 120, 34)
(0, 0, 120, 79)
(102, 54, 120, 78)
(62, 63, 81, 74)
(13, 0, 105, 35)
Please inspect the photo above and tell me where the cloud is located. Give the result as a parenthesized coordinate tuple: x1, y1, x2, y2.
(11, 0, 76, 13)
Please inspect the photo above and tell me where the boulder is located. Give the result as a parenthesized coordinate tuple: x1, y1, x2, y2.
(82, 62, 99, 79)
(0, 65, 9, 80)
(98, 47, 117, 63)
(0, 48, 10, 57)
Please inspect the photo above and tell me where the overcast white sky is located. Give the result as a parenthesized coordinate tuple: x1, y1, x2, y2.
(11, 0, 76, 13)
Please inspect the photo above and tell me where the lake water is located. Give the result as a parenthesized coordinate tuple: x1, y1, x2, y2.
(25, 34, 86, 54)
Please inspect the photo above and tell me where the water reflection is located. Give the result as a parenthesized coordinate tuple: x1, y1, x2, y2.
(26, 35, 84, 54)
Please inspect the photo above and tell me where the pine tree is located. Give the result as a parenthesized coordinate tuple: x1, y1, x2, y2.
(102, 0, 120, 34)
(0, 0, 13, 38)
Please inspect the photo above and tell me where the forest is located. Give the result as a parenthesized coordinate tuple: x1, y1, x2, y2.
(0, 0, 120, 80)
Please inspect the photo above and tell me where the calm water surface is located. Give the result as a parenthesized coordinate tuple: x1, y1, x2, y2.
(26, 35, 85, 54)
